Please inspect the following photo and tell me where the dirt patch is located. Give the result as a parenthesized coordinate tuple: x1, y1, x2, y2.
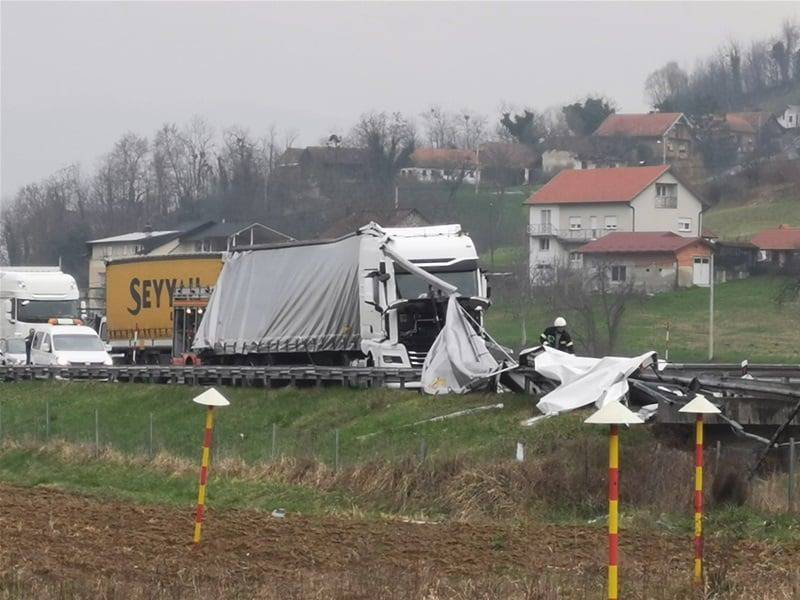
(0, 484, 797, 599)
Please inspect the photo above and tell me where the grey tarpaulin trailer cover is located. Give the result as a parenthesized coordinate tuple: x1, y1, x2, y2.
(193, 235, 362, 355)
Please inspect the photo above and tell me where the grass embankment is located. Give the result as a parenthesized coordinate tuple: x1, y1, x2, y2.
(1, 382, 800, 543)
(487, 275, 800, 362)
(704, 188, 800, 239)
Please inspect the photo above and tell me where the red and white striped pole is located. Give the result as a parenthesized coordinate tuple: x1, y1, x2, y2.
(191, 388, 230, 545)
(679, 394, 720, 586)
(586, 400, 644, 600)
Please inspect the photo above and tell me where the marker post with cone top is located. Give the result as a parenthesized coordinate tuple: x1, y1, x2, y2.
(192, 388, 230, 545)
(585, 401, 644, 600)
(679, 394, 720, 586)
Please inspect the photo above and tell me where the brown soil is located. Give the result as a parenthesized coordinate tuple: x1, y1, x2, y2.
(0, 484, 797, 599)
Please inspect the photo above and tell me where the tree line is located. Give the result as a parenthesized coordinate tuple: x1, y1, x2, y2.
(645, 19, 800, 114)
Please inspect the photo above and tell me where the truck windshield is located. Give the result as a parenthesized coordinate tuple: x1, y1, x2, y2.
(52, 334, 105, 352)
(395, 271, 478, 300)
(16, 299, 79, 323)
(5, 338, 26, 354)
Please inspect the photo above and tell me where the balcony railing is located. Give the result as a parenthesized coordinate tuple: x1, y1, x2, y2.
(527, 223, 613, 241)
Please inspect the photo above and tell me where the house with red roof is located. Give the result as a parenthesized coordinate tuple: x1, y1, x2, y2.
(578, 232, 712, 292)
(751, 224, 800, 268)
(524, 165, 706, 282)
(593, 112, 694, 167)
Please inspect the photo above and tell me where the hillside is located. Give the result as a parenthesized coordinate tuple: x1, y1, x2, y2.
(704, 182, 800, 239)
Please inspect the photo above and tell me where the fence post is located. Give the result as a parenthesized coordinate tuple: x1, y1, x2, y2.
(516, 441, 525, 462)
(418, 438, 427, 461)
(714, 440, 722, 478)
(790, 437, 796, 513)
(334, 429, 340, 470)
(45, 401, 50, 440)
(149, 412, 154, 458)
(94, 409, 99, 457)
(271, 423, 277, 460)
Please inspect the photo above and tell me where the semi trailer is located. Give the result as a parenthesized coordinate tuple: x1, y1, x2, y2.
(192, 223, 490, 368)
(98, 254, 223, 363)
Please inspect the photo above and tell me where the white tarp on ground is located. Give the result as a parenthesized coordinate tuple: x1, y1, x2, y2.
(535, 346, 656, 415)
(421, 295, 500, 395)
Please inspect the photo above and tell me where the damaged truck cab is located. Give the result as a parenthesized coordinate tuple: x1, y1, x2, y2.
(192, 223, 490, 368)
(359, 225, 489, 368)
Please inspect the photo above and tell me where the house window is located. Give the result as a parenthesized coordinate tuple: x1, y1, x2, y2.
(678, 218, 692, 233)
(569, 252, 582, 264)
(569, 216, 582, 230)
(611, 265, 627, 282)
(604, 216, 618, 230)
(539, 238, 550, 251)
(655, 183, 678, 208)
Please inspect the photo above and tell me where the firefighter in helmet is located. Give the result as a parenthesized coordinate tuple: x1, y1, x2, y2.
(540, 317, 574, 354)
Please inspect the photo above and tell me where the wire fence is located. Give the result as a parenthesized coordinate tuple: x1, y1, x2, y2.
(0, 400, 440, 468)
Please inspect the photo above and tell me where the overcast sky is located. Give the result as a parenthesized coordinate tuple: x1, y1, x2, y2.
(1, 1, 797, 198)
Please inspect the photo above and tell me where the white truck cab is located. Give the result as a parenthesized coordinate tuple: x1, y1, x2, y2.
(30, 320, 113, 367)
(0, 267, 84, 341)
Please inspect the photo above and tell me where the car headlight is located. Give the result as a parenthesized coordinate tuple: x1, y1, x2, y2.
(56, 356, 70, 366)
(103, 357, 113, 366)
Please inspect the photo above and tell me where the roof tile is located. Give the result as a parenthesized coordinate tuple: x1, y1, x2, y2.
(594, 113, 683, 137)
(579, 231, 707, 254)
(525, 165, 670, 205)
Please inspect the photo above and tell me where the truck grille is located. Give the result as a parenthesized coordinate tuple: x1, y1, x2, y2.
(407, 351, 427, 368)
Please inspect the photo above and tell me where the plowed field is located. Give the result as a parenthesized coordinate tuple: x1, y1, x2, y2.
(0, 484, 797, 598)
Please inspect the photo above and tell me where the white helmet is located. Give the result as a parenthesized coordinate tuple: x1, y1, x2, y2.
(554, 317, 567, 327)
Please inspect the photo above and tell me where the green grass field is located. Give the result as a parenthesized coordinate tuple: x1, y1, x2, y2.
(487, 275, 800, 362)
(0, 381, 607, 466)
(704, 192, 800, 239)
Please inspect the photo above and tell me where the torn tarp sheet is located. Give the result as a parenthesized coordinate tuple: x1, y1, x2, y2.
(535, 347, 656, 415)
(421, 295, 499, 395)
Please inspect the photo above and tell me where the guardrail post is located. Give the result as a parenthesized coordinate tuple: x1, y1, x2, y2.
(94, 409, 99, 457)
(790, 437, 796, 513)
(45, 401, 50, 440)
(334, 429, 340, 471)
(271, 423, 277, 460)
(149, 412, 154, 458)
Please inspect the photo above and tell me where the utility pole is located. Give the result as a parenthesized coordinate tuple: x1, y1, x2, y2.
(708, 253, 715, 361)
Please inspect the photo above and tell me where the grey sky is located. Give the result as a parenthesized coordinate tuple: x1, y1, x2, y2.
(1, 1, 797, 198)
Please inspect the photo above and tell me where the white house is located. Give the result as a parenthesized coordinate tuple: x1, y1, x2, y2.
(776, 105, 800, 130)
(525, 165, 705, 281)
(400, 148, 478, 184)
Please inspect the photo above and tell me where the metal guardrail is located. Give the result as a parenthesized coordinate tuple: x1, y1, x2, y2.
(0, 365, 423, 388)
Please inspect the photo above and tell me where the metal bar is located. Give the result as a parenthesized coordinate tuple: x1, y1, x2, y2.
(748, 396, 800, 481)
(790, 437, 796, 513)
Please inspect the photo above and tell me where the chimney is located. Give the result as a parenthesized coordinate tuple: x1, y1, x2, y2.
(143, 223, 153, 236)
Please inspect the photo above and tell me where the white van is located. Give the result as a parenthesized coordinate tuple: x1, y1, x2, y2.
(30, 321, 113, 367)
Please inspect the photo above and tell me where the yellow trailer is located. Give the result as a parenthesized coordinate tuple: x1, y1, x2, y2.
(103, 254, 223, 362)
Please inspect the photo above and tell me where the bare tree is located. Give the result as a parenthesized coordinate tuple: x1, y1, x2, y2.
(421, 105, 458, 148)
(350, 111, 416, 204)
(539, 261, 639, 356)
(457, 110, 488, 150)
(644, 62, 689, 110)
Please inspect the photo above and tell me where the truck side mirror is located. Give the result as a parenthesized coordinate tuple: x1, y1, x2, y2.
(2, 299, 14, 323)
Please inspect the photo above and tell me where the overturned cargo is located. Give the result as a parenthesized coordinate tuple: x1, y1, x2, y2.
(193, 224, 490, 368)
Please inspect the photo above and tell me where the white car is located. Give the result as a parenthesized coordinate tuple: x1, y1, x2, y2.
(30, 323, 113, 367)
(0, 337, 27, 365)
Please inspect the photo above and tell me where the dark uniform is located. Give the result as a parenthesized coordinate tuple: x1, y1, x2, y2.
(24, 330, 35, 364)
(540, 326, 574, 354)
